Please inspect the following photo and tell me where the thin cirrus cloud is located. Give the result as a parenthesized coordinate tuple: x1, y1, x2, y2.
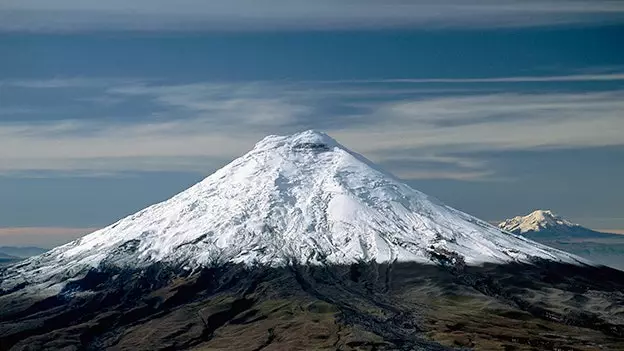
(325, 73, 624, 84)
(0, 78, 141, 89)
(1, 79, 624, 181)
(1, 0, 624, 32)
(109, 83, 312, 128)
(3, 72, 624, 91)
(332, 91, 624, 154)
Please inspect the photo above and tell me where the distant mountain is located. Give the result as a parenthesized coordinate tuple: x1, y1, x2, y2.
(0, 252, 21, 267)
(0, 247, 46, 267)
(0, 246, 47, 258)
(499, 210, 624, 271)
(0, 252, 17, 259)
(2, 132, 623, 350)
(498, 209, 614, 238)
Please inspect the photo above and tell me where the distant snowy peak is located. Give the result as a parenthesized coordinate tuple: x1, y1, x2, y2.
(498, 210, 580, 234)
(1, 131, 588, 294)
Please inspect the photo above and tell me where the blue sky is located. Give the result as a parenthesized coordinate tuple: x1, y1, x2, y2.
(1, 1, 624, 247)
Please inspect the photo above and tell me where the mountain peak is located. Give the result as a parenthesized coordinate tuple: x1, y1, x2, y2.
(252, 130, 339, 153)
(1, 132, 586, 294)
(499, 209, 579, 234)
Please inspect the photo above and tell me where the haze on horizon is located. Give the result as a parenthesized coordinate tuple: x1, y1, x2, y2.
(1, 0, 623, 248)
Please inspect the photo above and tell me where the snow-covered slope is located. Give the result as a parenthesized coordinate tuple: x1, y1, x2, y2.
(498, 210, 580, 235)
(1, 131, 587, 293)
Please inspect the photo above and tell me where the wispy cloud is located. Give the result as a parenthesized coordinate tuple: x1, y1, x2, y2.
(6, 72, 624, 90)
(324, 73, 624, 84)
(2, 79, 624, 181)
(0, 77, 137, 89)
(377, 155, 494, 181)
(332, 91, 624, 155)
(597, 229, 624, 234)
(0, 82, 305, 175)
(109, 83, 312, 128)
(1, 0, 623, 32)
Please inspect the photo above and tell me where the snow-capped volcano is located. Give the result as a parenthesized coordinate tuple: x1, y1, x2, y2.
(2, 131, 586, 293)
(498, 209, 614, 239)
(498, 210, 624, 271)
(498, 210, 580, 235)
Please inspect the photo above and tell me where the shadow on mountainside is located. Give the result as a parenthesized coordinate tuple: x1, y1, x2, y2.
(1, 260, 624, 351)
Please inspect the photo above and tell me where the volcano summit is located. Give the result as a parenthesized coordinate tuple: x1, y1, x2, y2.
(1, 131, 623, 350)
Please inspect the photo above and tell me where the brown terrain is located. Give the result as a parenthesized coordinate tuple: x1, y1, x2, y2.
(2, 259, 624, 351)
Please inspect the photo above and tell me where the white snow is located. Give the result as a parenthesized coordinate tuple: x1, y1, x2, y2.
(498, 210, 579, 234)
(1, 131, 588, 293)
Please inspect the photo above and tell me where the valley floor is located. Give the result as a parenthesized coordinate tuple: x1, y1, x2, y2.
(1, 261, 623, 350)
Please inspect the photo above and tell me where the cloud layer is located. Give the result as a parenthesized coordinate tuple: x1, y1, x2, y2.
(1, 0, 624, 31)
(2, 78, 624, 181)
